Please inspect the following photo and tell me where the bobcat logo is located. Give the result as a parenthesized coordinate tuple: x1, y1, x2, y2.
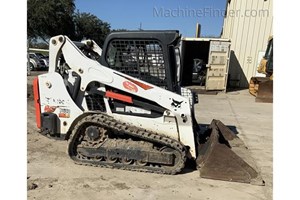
(171, 99, 183, 108)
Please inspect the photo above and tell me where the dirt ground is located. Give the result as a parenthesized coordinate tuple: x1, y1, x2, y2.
(27, 72, 273, 200)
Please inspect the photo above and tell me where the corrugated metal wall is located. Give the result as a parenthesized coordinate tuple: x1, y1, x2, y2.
(221, 0, 273, 88)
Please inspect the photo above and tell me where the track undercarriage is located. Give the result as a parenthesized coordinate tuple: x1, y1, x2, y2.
(68, 113, 187, 174)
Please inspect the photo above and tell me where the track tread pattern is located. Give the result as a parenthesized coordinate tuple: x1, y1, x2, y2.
(67, 113, 187, 175)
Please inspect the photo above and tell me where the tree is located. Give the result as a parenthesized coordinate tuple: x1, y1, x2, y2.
(27, 0, 75, 43)
(111, 29, 128, 32)
(28, 1, 111, 47)
(73, 12, 111, 47)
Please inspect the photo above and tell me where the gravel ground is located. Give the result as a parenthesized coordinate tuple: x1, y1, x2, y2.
(27, 71, 272, 200)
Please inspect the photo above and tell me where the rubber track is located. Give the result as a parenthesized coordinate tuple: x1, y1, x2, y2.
(67, 113, 187, 175)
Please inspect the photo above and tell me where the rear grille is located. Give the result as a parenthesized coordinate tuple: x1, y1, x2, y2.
(106, 39, 167, 89)
(180, 87, 198, 107)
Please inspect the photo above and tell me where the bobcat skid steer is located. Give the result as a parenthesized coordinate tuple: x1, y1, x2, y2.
(33, 33, 264, 185)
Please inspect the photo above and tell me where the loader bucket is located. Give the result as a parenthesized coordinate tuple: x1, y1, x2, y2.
(256, 80, 273, 103)
(196, 120, 265, 185)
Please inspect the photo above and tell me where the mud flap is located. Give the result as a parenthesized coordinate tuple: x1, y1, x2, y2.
(196, 120, 265, 185)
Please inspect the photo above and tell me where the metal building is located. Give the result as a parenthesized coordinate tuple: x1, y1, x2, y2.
(221, 0, 273, 88)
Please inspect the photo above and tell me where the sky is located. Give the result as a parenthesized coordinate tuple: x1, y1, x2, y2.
(75, 0, 227, 37)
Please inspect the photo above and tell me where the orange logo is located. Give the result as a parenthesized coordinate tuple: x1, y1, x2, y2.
(123, 81, 138, 93)
(44, 105, 57, 113)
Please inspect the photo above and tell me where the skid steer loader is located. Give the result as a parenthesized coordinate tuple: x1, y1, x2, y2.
(33, 31, 264, 185)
